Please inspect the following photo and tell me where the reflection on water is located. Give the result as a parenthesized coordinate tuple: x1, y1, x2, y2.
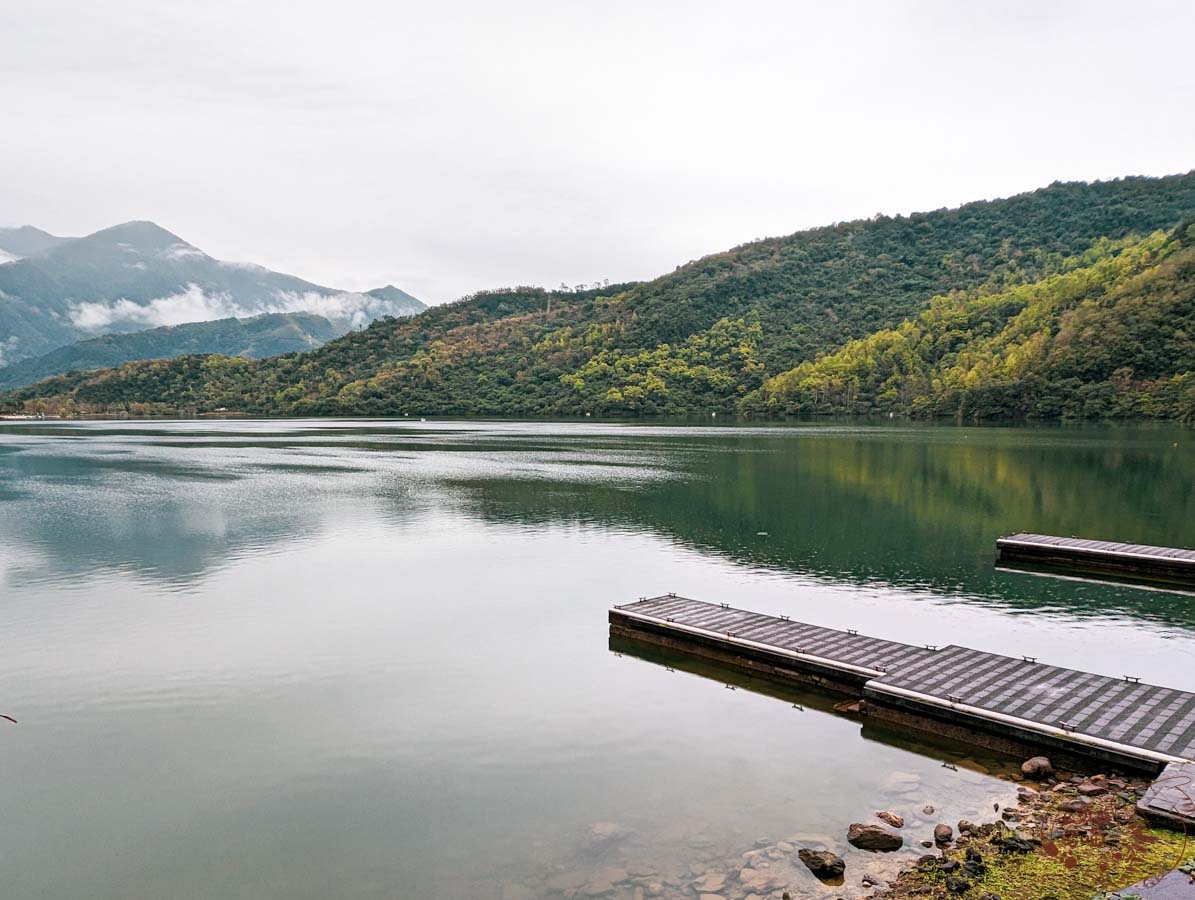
(0, 418, 1192, 899)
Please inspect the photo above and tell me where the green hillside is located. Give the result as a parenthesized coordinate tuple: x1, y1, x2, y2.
(4, 173, 1195, 419)
(749, 224, 1195, 421)
(0, 312, 342, 392)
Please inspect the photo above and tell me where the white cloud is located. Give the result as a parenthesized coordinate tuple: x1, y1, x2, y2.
(67, 283, 412, 332)
(160, 243, 208, 260)
(0, 336, 20, 367)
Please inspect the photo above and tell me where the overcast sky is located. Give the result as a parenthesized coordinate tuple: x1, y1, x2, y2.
(3, 0, 1193, 304)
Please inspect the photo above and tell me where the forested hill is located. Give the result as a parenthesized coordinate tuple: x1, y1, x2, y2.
(750, 225, 1195, 421)
(5, 172, 1195, 419)
(0, 312, 341, 392)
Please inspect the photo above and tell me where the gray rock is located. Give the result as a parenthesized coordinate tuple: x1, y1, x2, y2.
(797, 848, 845, 879)
(847, 823, 904, 852)
(999, 836, 1034, 853)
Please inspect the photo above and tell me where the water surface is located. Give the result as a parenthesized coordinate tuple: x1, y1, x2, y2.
(1, 419, 1193, 899)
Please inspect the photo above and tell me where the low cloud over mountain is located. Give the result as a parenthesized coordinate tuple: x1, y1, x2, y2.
(0, 221, 425, 364)
(68, 283, 412, 333)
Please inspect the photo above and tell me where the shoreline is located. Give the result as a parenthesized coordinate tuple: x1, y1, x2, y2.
(872, 759, 1193, 900)
(485, 756, 1192, 899)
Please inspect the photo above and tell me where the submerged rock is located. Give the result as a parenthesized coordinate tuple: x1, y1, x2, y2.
(692, 872, 726, 893)
(579, 867, 628, 895)
(876, 810, 905, 828)
(738, 867, 788, 893)
(847, 823, 904, 851)
(797, 848, 846, 879)
(585, 821, 632, 849)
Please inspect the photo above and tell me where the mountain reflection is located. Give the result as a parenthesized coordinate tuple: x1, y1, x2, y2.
(1, 420, 1193, 628)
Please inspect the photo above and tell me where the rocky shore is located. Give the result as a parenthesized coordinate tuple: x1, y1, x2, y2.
(490, 757, 1192, 900)
(874, 759, 1192, 900)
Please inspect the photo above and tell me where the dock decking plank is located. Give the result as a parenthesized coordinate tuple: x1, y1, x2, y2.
(866, 645, 1195, 763)
(998, 533, 1195, 568)
(613, 595, 938, 675)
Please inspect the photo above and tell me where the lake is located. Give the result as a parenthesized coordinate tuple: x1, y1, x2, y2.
(1, 419, 1193, 899)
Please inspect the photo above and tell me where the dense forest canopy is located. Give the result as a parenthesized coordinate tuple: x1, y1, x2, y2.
(750, 226, 1195, 421)
(5, 173, 1195, 421)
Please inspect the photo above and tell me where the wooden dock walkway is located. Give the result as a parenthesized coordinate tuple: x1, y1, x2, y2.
(611, 595, 1195, 772)
(611, 594, 936, 682)
(996, 532, 1195, 584)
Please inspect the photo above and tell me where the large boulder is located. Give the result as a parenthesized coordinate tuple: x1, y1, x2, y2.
(847, 823, 904, 851)
(1021, 756, 1053, 779)
(797, 848, 846, 879)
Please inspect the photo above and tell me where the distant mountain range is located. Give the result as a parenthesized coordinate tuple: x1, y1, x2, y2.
(0, 221, 425, 368)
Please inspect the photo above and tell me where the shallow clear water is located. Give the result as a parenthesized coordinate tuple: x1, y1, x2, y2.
(1, 419, 1193, 899)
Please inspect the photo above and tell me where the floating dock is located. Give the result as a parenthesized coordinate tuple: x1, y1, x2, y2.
(611, 595, 1195, 773)
(996, 532, 1195, 585)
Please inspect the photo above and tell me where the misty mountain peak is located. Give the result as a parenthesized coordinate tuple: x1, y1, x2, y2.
(84, 221, 194, 254)
(365, 284, 426, 312)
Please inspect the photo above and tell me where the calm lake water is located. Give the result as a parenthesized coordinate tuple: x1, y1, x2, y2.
(1, 419, 1193, 899)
